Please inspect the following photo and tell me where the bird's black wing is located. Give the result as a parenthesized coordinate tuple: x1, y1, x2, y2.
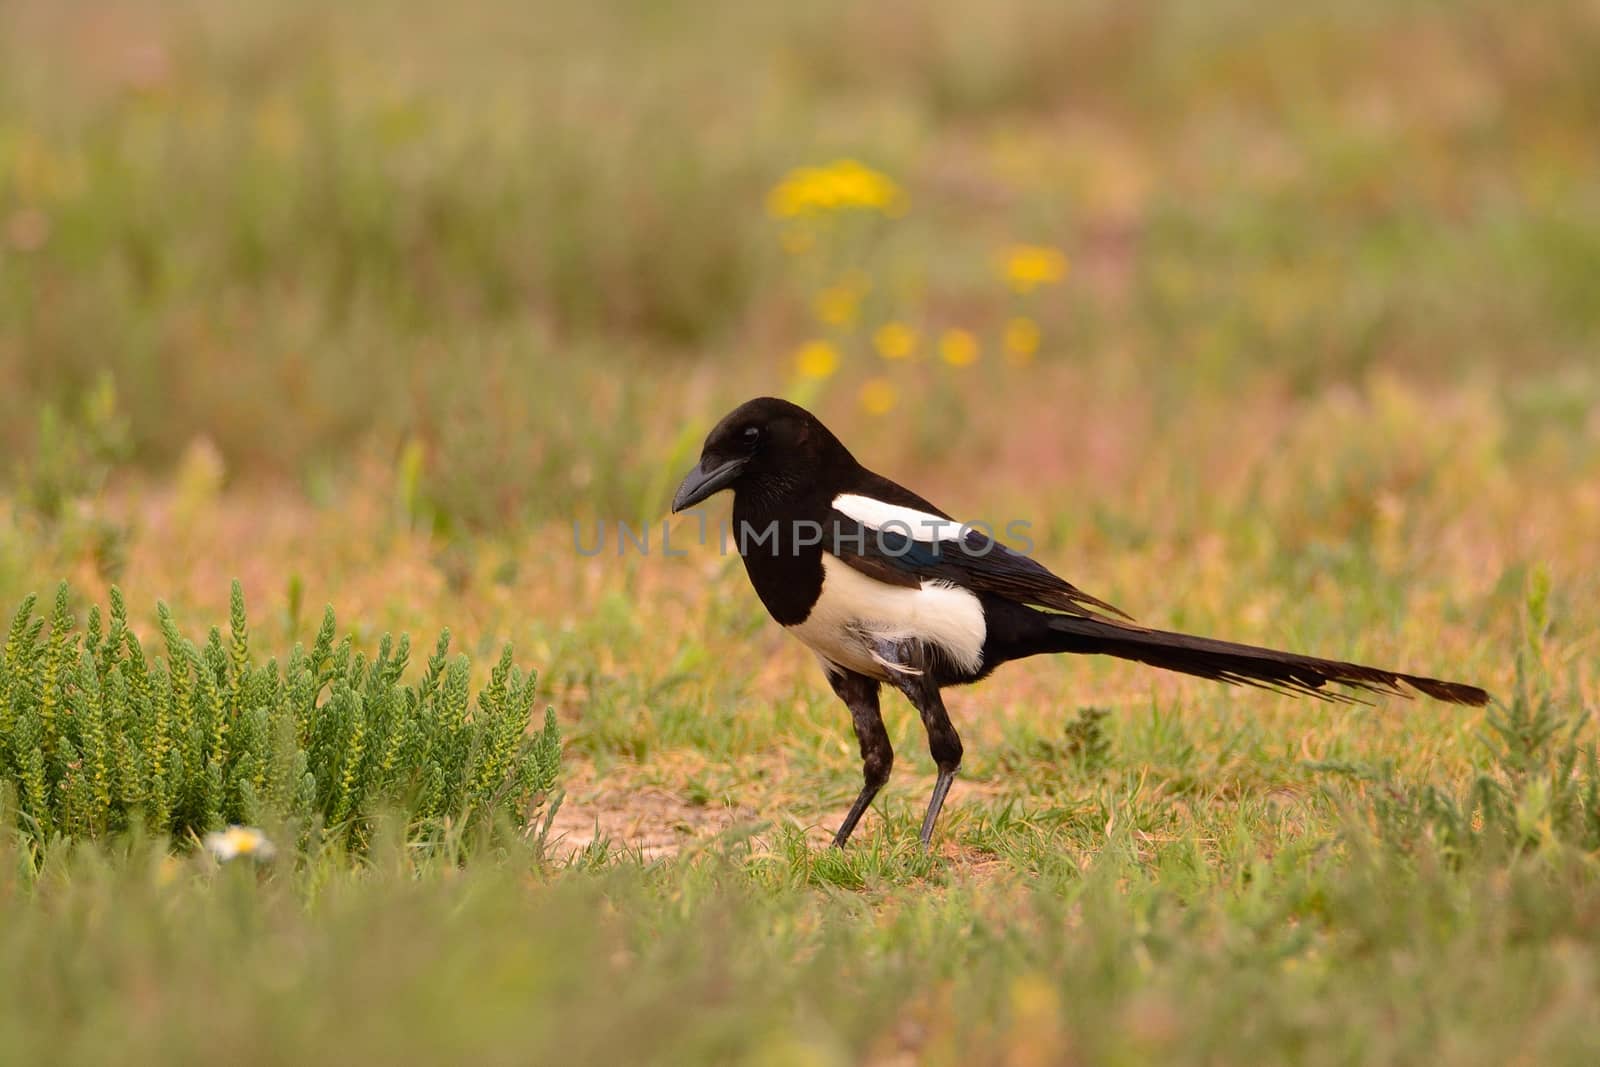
(825, 508, 1132, 621)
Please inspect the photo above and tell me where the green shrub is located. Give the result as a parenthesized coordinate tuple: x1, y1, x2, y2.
(0, 581, 560, 854)
(1314, 570, 1597, 862)
(1321, 659, 1599, 864)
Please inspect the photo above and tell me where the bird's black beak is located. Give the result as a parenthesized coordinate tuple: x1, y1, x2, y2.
(671, 456, 747, 512)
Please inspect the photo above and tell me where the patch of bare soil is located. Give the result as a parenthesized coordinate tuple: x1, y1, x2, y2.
(542, 759, 819, 860)
(543, 756, 1020, 861)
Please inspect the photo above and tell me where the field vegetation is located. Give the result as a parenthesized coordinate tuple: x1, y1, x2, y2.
(2, 0, 1599, 1061)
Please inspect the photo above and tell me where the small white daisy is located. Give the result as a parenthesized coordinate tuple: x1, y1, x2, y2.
(203, 826, 276, 862)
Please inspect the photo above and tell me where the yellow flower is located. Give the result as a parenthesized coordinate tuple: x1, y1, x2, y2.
(872, 321, 917, 360)
(767, 159, 903, 218)
(793, 340, 841, 380)
(155, 855, 184, 887)
(859, 377, 898, 416)
(1000, 244, 1069, 294)
(203, 826, 276, 862)
(939, 328, 980, 367)
(1004, 317, 1041, 365)
(814, 285, 860, 328)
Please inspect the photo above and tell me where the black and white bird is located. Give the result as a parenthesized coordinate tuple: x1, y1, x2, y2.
(670, 397, 1489, 849)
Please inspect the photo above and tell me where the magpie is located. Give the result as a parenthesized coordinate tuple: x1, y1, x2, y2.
(670, 397, 1489, 849)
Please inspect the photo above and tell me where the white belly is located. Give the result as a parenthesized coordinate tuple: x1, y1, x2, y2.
(785, 554, 986, 680)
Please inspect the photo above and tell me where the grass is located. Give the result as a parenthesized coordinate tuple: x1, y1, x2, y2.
(7, 684, 1600, 1065)
(2, 0, 1600, 1061)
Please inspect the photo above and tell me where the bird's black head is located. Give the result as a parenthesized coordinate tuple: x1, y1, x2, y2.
(670, 397, 852, 512)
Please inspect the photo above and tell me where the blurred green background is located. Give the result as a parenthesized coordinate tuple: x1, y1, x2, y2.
(4, 0, 1596, 530)
(5, 4, 1600, 1063)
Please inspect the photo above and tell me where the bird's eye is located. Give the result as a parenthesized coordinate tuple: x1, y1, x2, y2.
(742, 426, 761, 442)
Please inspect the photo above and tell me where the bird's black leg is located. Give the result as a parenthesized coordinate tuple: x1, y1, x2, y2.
(882, 660, 963, 850)
(826, 667, 892, 849)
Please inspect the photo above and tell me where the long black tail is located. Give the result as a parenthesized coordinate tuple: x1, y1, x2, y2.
(1045, 614, 1488, 706)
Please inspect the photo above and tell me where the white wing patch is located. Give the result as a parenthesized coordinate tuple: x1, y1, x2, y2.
(786, 554, 985, 681)
(832, 493, 966, 546)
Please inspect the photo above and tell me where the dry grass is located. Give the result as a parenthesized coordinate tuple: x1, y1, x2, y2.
(4, 0, 1600, 1060)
